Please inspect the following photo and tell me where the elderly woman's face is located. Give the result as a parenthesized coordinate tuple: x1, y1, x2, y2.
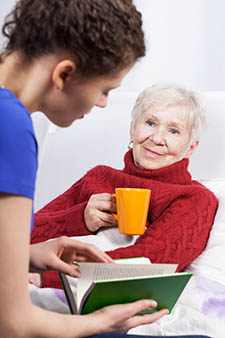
(130, 104, 198, 170)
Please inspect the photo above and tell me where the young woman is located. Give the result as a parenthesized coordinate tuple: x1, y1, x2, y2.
(0, 1, 170, 337)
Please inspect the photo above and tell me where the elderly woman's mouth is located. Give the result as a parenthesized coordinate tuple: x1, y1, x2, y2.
(144, 148, 163, 158)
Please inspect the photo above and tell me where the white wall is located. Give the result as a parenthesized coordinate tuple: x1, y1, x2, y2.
(126, 0, 225, 92)
(0, 0, 15, 48)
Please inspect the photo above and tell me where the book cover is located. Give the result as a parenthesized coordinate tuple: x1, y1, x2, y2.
(59, 261, 192, 315)
(81, 272, 192, 315)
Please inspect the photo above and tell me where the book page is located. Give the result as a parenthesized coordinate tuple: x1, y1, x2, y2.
(115, 257, 151, 264)
(77, 262, 177, 309)
(82, 263, 177, 281)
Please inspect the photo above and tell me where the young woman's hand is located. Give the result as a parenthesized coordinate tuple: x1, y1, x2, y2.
(84, 193, 117, 232)
(29, 236, 114, 277)
(87, 299, 169, 334)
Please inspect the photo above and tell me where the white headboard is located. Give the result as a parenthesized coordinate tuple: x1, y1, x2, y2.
(32, 91, 225, 211)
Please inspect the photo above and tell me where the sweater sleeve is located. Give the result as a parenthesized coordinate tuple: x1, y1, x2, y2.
(31, 201, 92, 243)
(106, 188, 218, 272)
(31, 177, 93, 244)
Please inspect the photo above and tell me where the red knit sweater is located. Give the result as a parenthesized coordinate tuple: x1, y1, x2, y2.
(31, 151, 218, 289)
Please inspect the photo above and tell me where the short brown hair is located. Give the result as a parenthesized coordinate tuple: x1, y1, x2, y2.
(1, 0, 145, 76)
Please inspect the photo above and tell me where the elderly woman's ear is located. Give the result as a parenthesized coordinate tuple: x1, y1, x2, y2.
(184, 140, 199, 159)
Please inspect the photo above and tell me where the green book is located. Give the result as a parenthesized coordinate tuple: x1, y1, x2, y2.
(59, 261, 192, 315)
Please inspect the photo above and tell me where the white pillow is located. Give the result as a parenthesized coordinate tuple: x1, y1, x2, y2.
(199, 178, 225, 199)
(186, 179, 225, 285)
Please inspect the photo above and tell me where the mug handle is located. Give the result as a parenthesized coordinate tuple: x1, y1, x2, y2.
(111, 194, 118, 220)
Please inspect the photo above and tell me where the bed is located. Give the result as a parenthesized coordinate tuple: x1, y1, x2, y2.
(30, 90, 225, 337)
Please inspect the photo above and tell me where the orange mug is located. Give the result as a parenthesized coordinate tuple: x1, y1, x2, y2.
(112, 188, 151, 235)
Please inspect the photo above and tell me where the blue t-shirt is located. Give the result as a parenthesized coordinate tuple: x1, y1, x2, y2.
(0, 88, 38, 231)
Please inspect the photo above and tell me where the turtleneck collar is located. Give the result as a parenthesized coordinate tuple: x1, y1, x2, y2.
(122, 150, 192, 185)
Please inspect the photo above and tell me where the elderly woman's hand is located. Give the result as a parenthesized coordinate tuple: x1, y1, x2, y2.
(84, 193, 117, 232)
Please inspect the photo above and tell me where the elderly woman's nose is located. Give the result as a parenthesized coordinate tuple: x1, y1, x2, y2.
(149, 129, 166, 145)
(96, 94, 108, 108)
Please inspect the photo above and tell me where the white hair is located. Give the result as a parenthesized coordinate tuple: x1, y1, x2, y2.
(131, 83, 208, 144)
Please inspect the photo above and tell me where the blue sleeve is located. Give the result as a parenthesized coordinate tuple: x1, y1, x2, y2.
(0, 91, 38, 199)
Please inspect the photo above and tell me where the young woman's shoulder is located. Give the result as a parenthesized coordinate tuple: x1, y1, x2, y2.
(0, 88, 32, 129)
(0, 88, 38, 199)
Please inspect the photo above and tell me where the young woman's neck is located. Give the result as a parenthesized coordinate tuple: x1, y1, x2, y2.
(0, 52, 54, 113)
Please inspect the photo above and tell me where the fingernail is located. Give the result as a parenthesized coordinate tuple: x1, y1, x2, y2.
(147, 300, 157, 308)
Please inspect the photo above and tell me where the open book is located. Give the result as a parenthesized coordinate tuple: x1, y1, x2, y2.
(59, 259, 192, 315)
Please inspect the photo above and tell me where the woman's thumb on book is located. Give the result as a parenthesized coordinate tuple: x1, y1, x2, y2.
(128, 299, 157, 313)
(146, 299, 158, 308)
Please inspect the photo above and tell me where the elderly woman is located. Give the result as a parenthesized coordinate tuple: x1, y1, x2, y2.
(31, 84, 218, 289)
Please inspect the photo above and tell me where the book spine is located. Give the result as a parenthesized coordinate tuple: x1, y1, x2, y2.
(59, 272, 75, 314)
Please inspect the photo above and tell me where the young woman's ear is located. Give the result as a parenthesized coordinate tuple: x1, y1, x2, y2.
(52, 60, 76, 90)
(185, 140, 199, 158)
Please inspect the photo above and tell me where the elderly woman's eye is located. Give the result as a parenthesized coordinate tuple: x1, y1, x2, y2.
(147, 120, 155, 126)
(170, 128, 180, 135)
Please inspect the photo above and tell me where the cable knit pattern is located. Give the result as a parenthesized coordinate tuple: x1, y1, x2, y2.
(31, 151, 218, 288)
